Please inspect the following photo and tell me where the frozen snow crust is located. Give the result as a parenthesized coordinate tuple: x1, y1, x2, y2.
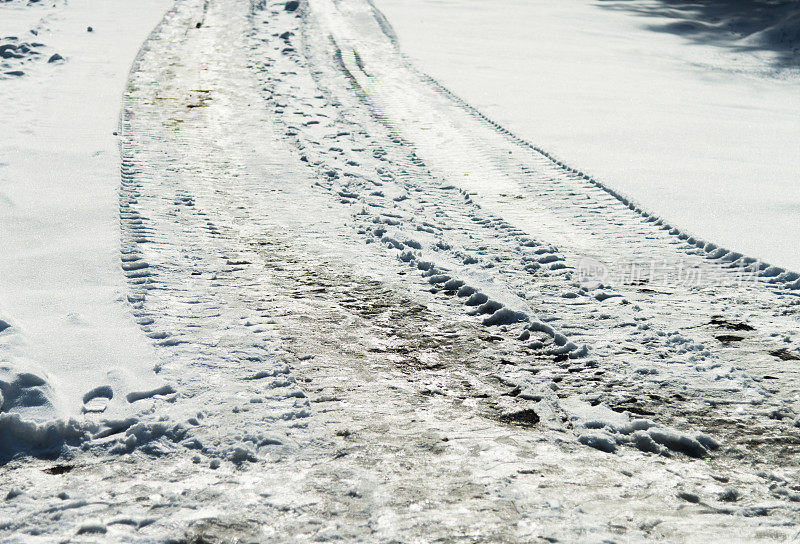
(0, 0, 794, 468)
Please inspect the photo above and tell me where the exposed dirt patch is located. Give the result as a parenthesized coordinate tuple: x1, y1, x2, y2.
(771, 348, 800, 361)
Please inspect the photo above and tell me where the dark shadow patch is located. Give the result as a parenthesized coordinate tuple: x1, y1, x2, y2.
(44, 464, 74, 475)
(710, 317, 755, 331)
(771, 348, 800, 361)
(716, 334, 744, 342)
(598, 0, 800, 68)
(499, 408, 540, 426)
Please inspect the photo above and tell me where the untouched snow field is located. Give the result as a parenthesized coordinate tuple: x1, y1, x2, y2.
(373, 0, 800, 272)
(0, 0, 799, 542)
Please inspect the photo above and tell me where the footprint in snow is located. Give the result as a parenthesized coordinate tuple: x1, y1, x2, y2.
(82, 385, 113, 413)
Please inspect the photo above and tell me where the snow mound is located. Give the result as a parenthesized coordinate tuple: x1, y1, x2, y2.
(0, 363, 186, 463)
(0, 413, 90, 464)
(0, 361, 91, 463)
(743, 8, 800, 50)
(560, 397, 720, 458)
(0, 363, 53, 418)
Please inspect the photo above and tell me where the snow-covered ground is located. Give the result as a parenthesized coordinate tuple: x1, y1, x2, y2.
(0, 0, 170, 459)
(1, 0, 799, 542)
(372, 0, 800, 272)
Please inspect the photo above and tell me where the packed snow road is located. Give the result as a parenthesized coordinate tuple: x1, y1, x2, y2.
(2, 0, 800, 541)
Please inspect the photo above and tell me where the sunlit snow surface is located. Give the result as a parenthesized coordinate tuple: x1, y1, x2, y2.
(0, 0, 170, 459)
(373, 0, 800, 271)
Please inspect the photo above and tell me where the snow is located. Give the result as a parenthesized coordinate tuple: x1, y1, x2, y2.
(560, 396, 721, 458)
(1, 0, 800, 541)
(371, 0, 800, 272)
(0, 0, 170, 459)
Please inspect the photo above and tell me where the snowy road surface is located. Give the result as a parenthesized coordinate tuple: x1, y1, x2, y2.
(1, 0, 800, 542)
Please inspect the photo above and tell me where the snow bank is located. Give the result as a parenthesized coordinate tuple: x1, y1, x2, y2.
(0, 413, 90, 464)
